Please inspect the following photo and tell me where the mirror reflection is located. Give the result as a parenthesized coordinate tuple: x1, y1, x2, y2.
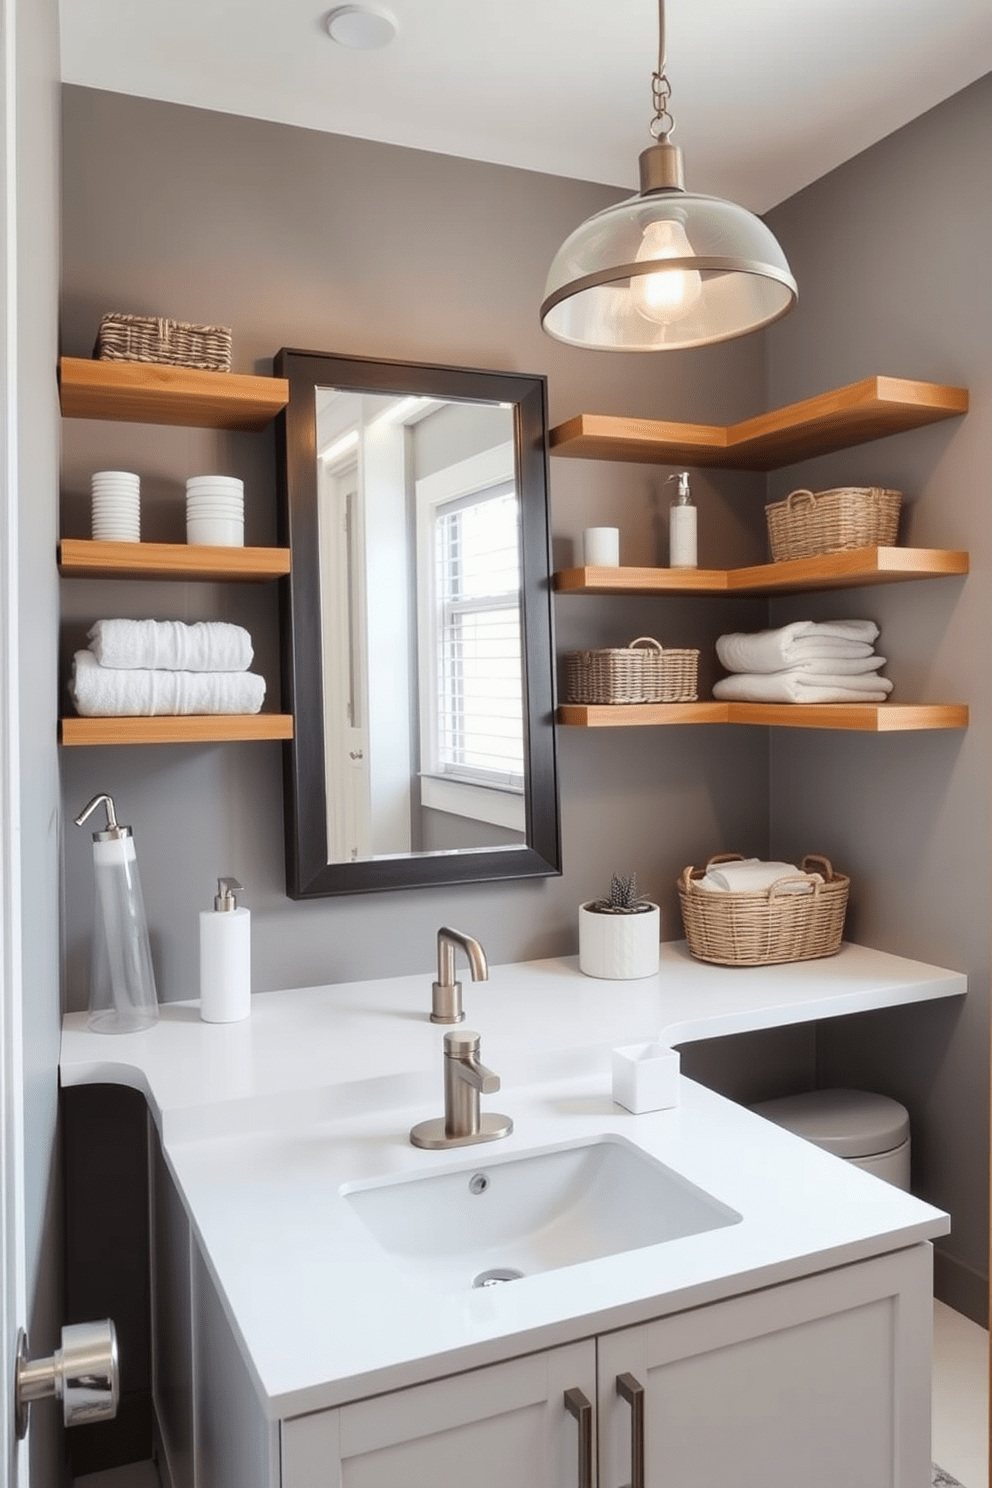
(315, 389, 524, 862)
(276, 350, 561, 899)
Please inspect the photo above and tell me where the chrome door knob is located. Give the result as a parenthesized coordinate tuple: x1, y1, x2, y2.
(15, 1320, 119, 1439)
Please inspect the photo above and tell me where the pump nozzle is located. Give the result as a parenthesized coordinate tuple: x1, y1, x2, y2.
(214, 878, 244, 912)
(666, 471, 692, 504)
(75, 794, 131, 842)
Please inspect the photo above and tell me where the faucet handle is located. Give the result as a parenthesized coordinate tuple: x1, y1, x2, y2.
(443, 1029, 482, 1057)
(443, 1029, 500, 1094)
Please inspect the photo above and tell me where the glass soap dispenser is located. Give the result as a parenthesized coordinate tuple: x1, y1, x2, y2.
(75, 793, 159, 1034)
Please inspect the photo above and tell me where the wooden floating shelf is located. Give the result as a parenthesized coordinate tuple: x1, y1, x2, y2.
(559, 702, 727, 728)
(726, 703, 968, 732)
(554, 548, 969, 597)
(549, 376, 969, 471)
(58, 538, 290, 582)
(60, 715, 295, 746)
(558, 703, 967, 732)
(58, 357, 289, 431)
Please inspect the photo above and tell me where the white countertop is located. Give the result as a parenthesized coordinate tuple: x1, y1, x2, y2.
(59, 942, 963, 1420)
(60, 940, 966, 1142)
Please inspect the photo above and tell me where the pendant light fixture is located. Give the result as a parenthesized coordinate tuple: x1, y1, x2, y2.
(540, 0, 797, 351)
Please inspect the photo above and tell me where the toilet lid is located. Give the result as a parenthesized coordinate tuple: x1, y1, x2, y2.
(750, 1088, 910, 1159)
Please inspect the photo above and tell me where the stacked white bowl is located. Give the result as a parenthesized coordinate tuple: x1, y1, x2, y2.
(91, 471, 140, 542)
(186, 475, 245, 547)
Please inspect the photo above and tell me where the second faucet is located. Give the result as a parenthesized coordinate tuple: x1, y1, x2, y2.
(431, 926, 488, 1024)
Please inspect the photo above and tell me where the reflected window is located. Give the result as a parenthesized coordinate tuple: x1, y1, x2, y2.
(432, 481, 523, 789)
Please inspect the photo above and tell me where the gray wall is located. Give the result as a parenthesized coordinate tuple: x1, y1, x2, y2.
(765, 73, 991, 1321)
(59, 86, 771, 1010)
(58, 78, 989, 1326)
(9, 0, 65, 1481)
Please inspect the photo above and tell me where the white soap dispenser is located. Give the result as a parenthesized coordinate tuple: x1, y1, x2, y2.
(199, 877, 251, 1023)
(667, 470, 698, 569)
(75, 792, 159, 1034)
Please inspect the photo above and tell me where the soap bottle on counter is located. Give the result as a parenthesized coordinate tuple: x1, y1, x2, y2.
(667, 470, 698, 569)
(75, 792, 159, 1034)
(199, 877, 251, 1023)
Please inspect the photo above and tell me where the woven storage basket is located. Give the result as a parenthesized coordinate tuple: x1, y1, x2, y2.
(678, 852, 849, 967)
(765, 486, 902, 562)
(94, 313, 233, 373)
(564, 636, 699, 705)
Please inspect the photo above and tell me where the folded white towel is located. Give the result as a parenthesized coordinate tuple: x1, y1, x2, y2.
(87, 619, 253, 672)
(713, 670, 893, 704)
(716, 620, 880, 674)
(698, 859, 820, 894)
(70, 650, 265, 716)
(784, 654, 887, 676)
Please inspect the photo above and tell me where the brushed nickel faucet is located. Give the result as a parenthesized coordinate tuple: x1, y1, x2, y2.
(410, 1030, 513, 1149)
(431, 926, 488, 1024)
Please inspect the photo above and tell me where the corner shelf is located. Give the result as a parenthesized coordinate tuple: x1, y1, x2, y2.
(549, 376, 968, 471)
(60, 715, 294, 747)
(554, 547, 969, 597)
(59, 538, 290, 582)
(558, 703, 968, 732)
(58, 357, 289, 431)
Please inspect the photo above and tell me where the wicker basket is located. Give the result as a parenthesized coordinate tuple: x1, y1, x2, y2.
(765, 486, 902, 562)
(678, 852, 849, 966)
(564, 636, 699, 705)
(94, 312, 233, 373)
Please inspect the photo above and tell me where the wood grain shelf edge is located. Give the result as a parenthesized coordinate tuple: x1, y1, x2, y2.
(548, 376, 969, 470)
(554, 565, 729, 594)
(58, 357, 290, 431)
(553, 550, 968, 597)
(58, 538, 291, 581)
(556, 702, 967, 731)
(725, 703, 969, 732)
(59, 715, 295, 746)
(557, 703, 729, 727)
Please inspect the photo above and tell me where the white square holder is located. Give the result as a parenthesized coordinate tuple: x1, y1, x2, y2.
(612, 1042, 680, 1113)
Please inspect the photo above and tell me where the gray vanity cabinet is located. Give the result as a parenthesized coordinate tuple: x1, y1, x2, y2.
(597, 1243, 932, 1488)
(280, 1341, 596, 1488)
(279, 1244, 932, 1488)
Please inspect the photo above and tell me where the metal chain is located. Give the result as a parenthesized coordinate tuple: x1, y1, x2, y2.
(649, 0, 675, 139)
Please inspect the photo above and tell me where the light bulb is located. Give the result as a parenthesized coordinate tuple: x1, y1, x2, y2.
(630, 218, 703, 325)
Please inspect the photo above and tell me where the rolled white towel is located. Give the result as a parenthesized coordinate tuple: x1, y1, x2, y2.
(713, 670, 893, 704)
(87, 618, 254, 672)
(698, 859, 820, 894)
(70, 650, 265, 716)
(716, 620, 880, 674)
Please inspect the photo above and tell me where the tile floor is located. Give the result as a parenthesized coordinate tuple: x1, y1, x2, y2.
(75, 1302, 988, 1488)
(932, 1300, 989, 1488)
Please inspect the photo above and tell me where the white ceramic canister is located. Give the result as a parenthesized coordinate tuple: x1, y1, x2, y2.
(578, 901, 661, 979)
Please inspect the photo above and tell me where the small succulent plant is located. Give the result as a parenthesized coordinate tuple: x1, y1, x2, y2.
(591, 872, 652, 914)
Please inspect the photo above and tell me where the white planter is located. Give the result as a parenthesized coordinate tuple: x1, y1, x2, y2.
(578, 901, 661, 979)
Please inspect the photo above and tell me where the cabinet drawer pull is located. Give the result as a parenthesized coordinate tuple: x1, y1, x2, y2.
(563, 1386, 593, 1488)
(616, 1372, 645, 1488)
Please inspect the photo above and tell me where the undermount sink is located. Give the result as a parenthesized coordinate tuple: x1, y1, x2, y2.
(342, 1135, 741, 1292)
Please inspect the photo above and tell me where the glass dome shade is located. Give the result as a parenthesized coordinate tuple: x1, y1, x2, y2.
(541, 190, 798, 351)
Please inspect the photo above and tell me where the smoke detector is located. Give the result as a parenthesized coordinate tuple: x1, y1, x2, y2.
(325, 6, 397, 50)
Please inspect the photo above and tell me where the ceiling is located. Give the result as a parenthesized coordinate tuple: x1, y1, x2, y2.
(59, 0, 992, 212)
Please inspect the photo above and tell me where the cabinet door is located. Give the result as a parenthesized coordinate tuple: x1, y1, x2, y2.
(597, 1244, 933, 1488)
(281, 1339, 596, 1488)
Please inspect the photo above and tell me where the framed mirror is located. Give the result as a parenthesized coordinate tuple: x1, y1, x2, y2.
(275, 349, 562, 898)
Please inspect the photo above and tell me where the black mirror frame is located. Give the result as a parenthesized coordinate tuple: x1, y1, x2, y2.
(275, 348, 562, 898)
